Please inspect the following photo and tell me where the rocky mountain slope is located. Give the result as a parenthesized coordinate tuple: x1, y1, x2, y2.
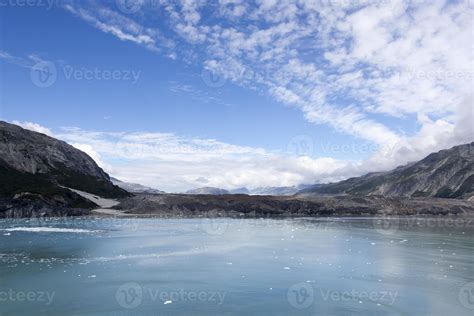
(300, 142, 474, 199)
(0, 121, 130, 217)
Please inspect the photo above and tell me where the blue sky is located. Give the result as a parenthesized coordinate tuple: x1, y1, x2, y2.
(0, 0, 472, 192)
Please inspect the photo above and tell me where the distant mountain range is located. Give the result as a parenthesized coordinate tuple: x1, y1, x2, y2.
(249, 184, 314, 196)
(186, 184, 315, 196)
(111, 177, 165, 194)
(185, 187, 230, 195)
(0, 121, 129, 216)
(299, 142, 474, 199)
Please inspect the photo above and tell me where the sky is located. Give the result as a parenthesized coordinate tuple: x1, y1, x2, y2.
(0, 0, 472, 192)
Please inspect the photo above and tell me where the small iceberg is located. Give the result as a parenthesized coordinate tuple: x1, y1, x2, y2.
(3, 227, 96, 233)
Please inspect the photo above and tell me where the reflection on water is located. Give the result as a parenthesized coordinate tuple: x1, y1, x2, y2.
(0, 217, 473, 315)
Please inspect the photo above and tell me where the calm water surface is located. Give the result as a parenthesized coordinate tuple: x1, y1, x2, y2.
(0, 217, 473, 315)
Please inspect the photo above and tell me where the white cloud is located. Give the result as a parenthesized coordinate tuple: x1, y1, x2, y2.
(54, 126, 353, 192)
(62, 3, 174, 54)
(12, 121, 54, 137)
(69, 142, 113, 173)
(0, 50, 39, 69)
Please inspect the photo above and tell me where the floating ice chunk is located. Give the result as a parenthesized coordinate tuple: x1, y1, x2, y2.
(284, 267, 291, 270)
(3, 227, 96, 233)
(164, 300, 172, 305)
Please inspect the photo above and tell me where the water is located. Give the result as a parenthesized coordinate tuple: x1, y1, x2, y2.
(0, 217, 473, 315)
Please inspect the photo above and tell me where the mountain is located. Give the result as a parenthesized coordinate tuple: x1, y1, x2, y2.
(299, 142, 474, 199)
(185, 187, 230, 195)
(229, 187, 250, 194)
(251, 184, 314, 196)
(0, 121, 130, 216)
(111, 177, 165, 194)
(185, 186, 313, 196)
(187, 185, 316, 196)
